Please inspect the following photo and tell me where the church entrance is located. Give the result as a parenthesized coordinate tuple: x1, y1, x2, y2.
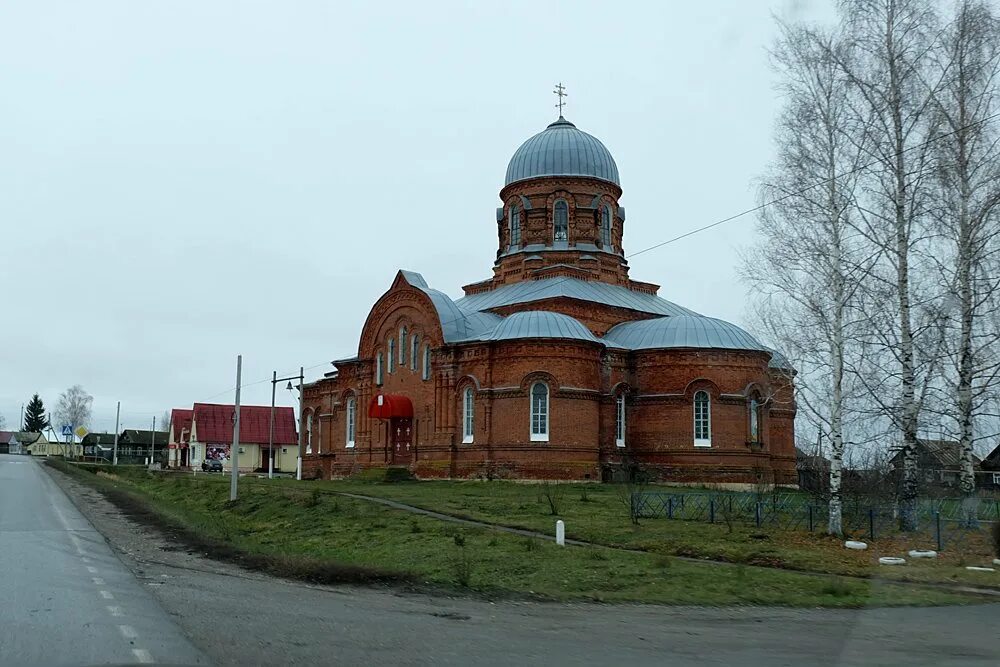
(390, 418, 413, 464)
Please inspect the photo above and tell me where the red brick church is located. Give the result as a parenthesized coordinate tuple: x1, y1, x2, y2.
(301, 113, 796, 485)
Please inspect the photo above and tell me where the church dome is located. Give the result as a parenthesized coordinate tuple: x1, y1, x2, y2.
(505, 117, 620, 187)
(603, 316, 768, 352)
(483, 311, 602, 344)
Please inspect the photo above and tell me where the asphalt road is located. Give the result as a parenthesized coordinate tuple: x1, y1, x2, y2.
(0, 454, 208, 666)
(10, 456, 1000, 667)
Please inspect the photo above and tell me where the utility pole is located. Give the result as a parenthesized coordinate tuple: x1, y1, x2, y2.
(19, 403, 24, 431)
(149, 415, 156, 466)
(296, 366, 303, 481)
(112, 401, 120, 465)
(230, 355, 242, 501)
(268, 370, 276, 480)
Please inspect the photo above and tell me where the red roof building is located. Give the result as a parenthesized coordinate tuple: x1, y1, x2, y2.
(166, 403, 298, 472)
(191, 403, 297, 445)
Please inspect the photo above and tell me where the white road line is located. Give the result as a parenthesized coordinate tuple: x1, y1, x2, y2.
(118, 625, 138, 639)
(81, 556, 92, 563)
(92, 577, 105, 585)
(86, 565, 98, 574)
(99, 590, 114, 600)
(132, 648, 154, 664)
(106, 605, 123, 617)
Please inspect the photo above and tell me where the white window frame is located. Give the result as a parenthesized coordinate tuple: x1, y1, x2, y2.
(530, 382, 549, 442)
(694, 390, 712, 447)
(993, 472, 1000, 486)
(462, 387, 475, 444)
(345, 397, 356, 448)
(376, 352, 384, 385)
(615, 394, 625, 448)
(422, 344, 431, 381)
(388, 338, 395, 373)
(305, 411, 313, 454)
(749, 398, 760, 442)
(553, 200, 568, 242)
(410, 334, 419, 371)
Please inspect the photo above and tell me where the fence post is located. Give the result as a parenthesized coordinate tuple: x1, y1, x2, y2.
(755, 502, 762, 528)
(709, 499, 715, 524)
(869, 508, 875, 541)
(668, 496, 674, 520)
(935, 511, 942, 552)
(808, 505, 814, 532)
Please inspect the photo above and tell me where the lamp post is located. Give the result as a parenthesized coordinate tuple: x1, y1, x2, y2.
(271, 367, 305, 480)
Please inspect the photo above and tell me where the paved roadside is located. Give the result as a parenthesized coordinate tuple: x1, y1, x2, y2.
(45, 463, 1000, 667)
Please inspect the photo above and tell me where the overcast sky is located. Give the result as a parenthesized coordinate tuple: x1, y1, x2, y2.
(1, 0, 838, 433)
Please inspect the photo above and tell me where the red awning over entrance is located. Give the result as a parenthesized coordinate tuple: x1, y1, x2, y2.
(368, 393, 414, 420)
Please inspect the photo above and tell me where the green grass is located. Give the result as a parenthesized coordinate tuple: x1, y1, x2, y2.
(50, 462, 991, 607)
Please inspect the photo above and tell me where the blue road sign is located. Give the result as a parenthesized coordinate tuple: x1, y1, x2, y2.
(61, 424, 72, 436)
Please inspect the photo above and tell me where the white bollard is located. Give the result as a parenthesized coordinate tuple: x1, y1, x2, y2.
(555, 520, 565, 546)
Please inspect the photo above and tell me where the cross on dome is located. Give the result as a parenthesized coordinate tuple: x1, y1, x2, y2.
(553, 82, 567, 116)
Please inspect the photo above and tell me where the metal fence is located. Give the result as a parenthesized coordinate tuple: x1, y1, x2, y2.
(632, 491, 999, 551)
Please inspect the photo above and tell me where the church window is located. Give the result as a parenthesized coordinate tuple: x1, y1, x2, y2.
(422, 344, 431, 380)
(305, 411, 313, 454)
(615, 394, 626, 447)
(749, 397, 761, 443)
(345, 397, 356, 447)
(388, 338, 395, 373)
(410, 334, 419, 371)
(554, 200, 568, 242)
(694, 391, 711, 447)
(600, 204, 612, 248)
(509, 205, 521, 248)
(530, 382, 549, 441)
(399, 326, 408, 366)
(462, 387, 475, 444)
(376, 352, 384, 385)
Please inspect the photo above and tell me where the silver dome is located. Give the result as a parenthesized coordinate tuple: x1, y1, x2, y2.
(483, 311, 601, 344)
(603, 316, 768, 352)
(505, 117, 620, 186)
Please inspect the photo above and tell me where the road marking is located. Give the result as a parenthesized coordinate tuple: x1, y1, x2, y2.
(118, 625, 138, 639)
(107, 605, 123, 617)
(86, 565, 98, 574)
(100, 590, 114, 600)
(132, 648, 154, 663)
(92, 577, 105, 585)
(82, 556, 92, 563)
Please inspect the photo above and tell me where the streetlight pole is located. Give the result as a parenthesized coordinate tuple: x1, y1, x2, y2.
(230, 354, 242, 502)
(268, 371, 276, 480)
(271, 367, 306, 481)
(112, 401, 120, 466)
(149, 415, 156, 467)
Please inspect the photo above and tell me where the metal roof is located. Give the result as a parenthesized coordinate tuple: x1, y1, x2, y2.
(398, 271, 502, 343)
(603, 316, 768, 352)
(482, 311, 602, 344)
(455, 278, 698, 318)
(505, 117, 620, 186)
(767, 347, 795, 371)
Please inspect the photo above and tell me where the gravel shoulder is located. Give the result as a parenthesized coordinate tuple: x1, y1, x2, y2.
(44, 464, 1000, 667)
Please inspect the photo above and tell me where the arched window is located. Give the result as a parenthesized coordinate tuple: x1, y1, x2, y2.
(410, 334, 419, 371)
(388, 338, 395, 373)
(422, 344, 431, 380)
(345, 397, 356, 448)
(399, 326, 407, 366)
(530, 382, 549, 441)
(553, 200, 568, 242)
(600, 204, 612, 248)
(694, 391, 711, 447)
(509, 205, 521, 248)
(749, 397, 761, 443)
(376, 352, 384, 385)
(305, 412, 313, 454)
(615, 394, 626, 447)
(462, 387, 475, 444)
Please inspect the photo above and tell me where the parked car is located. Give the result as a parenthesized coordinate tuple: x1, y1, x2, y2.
(202, 459, 223, 472)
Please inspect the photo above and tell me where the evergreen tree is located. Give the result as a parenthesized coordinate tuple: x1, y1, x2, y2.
(23, 393, 49, 432)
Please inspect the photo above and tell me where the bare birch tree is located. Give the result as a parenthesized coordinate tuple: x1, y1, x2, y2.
(924, 0, 1000, 506)
(744, 23, 873, 536)
(55, 385, 93, 457)
(833, 0, 941, 530)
